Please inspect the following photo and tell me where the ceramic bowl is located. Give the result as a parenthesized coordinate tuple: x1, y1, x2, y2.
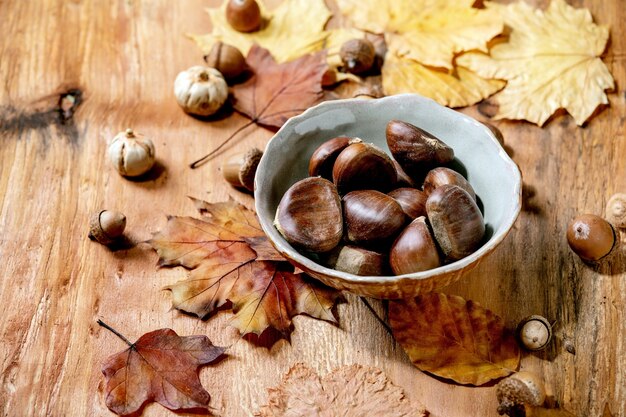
(254, 94, 522, 299)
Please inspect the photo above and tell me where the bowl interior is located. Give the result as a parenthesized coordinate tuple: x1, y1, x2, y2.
(254, 94, 521, 288)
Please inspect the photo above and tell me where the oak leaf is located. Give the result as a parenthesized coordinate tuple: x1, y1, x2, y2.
(389, 292, 519, 385)
(336, 0, 503, 69)
(383, 51, 505, 107)
(191, 0, 331, 64)
(100, 323, 224, 416)
(231, 45, 327, 129)
(457, 0, 614, 126)
(255, 363, 428, 417)
(149, 198, 341, 343)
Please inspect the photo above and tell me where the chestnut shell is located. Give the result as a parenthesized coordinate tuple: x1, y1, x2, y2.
(343, 190, 406, 246)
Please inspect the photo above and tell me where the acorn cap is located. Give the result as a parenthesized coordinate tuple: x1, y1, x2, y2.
(496, 371, 546, 415)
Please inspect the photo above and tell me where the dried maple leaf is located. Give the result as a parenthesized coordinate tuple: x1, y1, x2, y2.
(191, 0, 331, 64)
(457, 0, 614, 126)
(231, 44, 327, 129)
(255, 363, 428, 417)
(383, 51, 505, 107)
(149, 198, 341, 343)
(99, 321, 224, 416)
(389, 292, 519, 386)
(337, 0, 503, 69)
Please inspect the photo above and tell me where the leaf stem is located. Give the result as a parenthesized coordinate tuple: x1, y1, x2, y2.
(359, 297, 393, 337)
(97, 319, 133, 347)
(189, 120, 257, 169)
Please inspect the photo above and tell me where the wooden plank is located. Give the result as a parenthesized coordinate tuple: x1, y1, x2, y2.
(0, 1, 624, 416)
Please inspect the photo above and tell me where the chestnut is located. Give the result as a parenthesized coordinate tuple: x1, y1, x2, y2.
(274, 177, 343, 253)
(324, 245, 388, 276)
(333, 142, 397, 194)
(566, 214, 616, 262)
(388, 187, 427, 220)
(343, 190, 406, 246)
(308, 136, 352, 180)
(426, 184, 485, 261)
(386, 119, 454, 177)
(392, 159, 415, 188)
(390, 216, 441, 275)
(423, 167, 476, 200)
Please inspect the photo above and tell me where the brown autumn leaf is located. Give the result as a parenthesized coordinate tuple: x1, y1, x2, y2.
(149, 198, 342, 344)
(99, 321, 224, 416)
(389, 292, 520, 385)
(232, 44, 327, 129)
(255, 363, 428, 417)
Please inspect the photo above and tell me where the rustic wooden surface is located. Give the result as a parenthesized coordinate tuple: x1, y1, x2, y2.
(0, 0, 624, 416)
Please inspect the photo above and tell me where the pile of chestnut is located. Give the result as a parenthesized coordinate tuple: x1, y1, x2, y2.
(274, 119, 486, 276)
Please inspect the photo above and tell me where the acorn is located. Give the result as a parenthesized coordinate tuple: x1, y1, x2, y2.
(516, 315, 552, 351)
(333, 141, 397, 194)
(204, 42, 246, 81)
(606, 193, 626, 229)
(386, 119, 454, 177)
(496, 372, 546, 416)
(324, 245, 387, 276)
(342, 190, 406, 247)
(340, 38, 376, 74)
(423, 167, 476, 200)
(390, 216, 441, 275)
(388, 187, 427, 220)
(426, 184, 485, 261)
(566, 214, 616, 262)
(308, 136, 353, 180)
(221, 148, 263, 192)
(274, 177, 343, 253)
(226, 0, 261, 33)
(89, 210, 127, 245)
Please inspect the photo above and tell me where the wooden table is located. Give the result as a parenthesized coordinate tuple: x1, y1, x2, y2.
(1, 1, 624, 416)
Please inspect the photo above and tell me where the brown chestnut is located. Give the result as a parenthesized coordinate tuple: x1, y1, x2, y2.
(390, 216, 441, 275)
(343, 190, 406, 246)
(333, 142, 397, 194)
(308, 136, 353, 180)
(204, 41, 246, 81)
(274, 177, 343, 253)
(226, 0, 261, 33)
(325, 245, 387, 276)
(388, 187, 427, 220)
(566, 214, 616, 262)
(423, 167, 476, 200)
(340, 38, 376, 74)
(386, 119, 454, 177)
(426, 184, 485, 261)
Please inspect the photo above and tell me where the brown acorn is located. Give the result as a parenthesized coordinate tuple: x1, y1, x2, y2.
(566, 214, 616, 262)
(333, 141, 397, 194)
(426, 184, 485, 261)
(423, 167, 476, 200)
(226, 0, 261, 33)
(340, 38, 376, 74)
(386, 119, 454, 177)
(390, 216, 441, 275)
(388, 187, 427, 220)
(343, 190, 406, 246)
(204, 42, 246, 81)
(221, 147, 262, 192)
(274, 177, 343, 253)
(308, 136, 353, 180)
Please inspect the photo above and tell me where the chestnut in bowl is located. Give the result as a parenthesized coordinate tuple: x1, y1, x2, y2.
(254, 94, 522, 299)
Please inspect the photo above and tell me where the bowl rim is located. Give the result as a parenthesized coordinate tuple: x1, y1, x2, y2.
(254, 93, 522, 286)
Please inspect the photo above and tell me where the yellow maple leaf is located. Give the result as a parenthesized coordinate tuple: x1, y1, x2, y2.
(457, 0, 614, 126)
(382, 52, 505, 108)
(190, 0, 331, 63)
(336, 0, 503, 69)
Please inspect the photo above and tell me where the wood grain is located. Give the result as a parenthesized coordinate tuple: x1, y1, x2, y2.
(0, 1, 624, 416)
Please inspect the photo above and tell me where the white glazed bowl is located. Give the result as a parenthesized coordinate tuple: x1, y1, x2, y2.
(254, 94, 522, 299)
